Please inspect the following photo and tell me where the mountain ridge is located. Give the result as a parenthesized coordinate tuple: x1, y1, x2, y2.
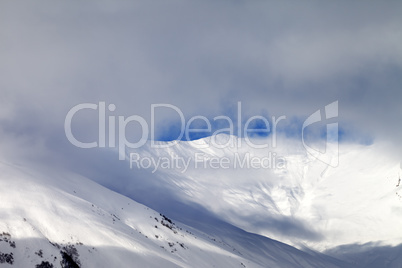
(0, 159, 349, 267)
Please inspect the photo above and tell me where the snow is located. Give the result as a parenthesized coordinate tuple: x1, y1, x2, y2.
(1, 134, 401, 267)
(124, 135, 402, 260)
(0, 158, 348, 267)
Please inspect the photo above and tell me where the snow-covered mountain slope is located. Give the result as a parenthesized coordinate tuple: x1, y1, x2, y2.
(121, 135, 402, 258)
(0, 160, 349, 267)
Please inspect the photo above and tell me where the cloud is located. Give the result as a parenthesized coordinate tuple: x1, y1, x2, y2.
(1, 0, 401, 164)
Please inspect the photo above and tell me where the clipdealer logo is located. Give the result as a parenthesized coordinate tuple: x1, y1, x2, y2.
(64, 102, 286, 160)
(302, 101, 339, 167)
(64, 101, 339, 170)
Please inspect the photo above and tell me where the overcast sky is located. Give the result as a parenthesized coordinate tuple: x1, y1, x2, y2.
(1, 1, 401, 166)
